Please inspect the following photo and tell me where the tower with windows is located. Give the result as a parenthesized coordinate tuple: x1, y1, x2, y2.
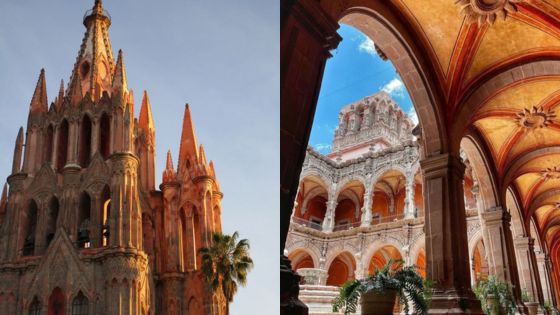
(0, 1, 225, 314)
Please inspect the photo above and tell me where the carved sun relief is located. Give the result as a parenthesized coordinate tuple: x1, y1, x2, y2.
(515, 106, 556, 129)
(455, 0, 522, 25)
(541, 166, 560, 181)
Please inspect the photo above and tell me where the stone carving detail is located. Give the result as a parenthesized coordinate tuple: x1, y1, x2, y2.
(541, 166, 560, 181)
(515, 106, 556, 129)
(456, 0, 523, 25)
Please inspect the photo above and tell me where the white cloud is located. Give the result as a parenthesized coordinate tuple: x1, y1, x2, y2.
(408, 106, 419, 126)
(381, 78, 405, 98)
(358, 36, 376, 55)
(313, 143, 332, 153)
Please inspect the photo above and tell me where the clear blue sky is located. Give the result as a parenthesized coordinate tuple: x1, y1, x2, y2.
(0, 1, 278, 314)
(310, 24, 415, 154)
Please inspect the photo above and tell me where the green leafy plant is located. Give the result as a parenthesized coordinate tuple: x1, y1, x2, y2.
(543, 301, 554, 313)
(332, 259, 429, 315)
(521, 288, 530, 303)
(473, 276, 516, 315)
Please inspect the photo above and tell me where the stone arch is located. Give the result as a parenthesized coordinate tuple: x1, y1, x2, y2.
(45, 196, 59, 247)
(44, 124, 54, 164)
(367, 244, 404, 275)
(325, 251, 356, 286)
(334, 179, 364, 229)
(28, 295, 41, 315)
(460, 135, 500, 211)
(362, 239, 405, 274)
(77, 191, 91, 248)
(99, 112, 111, 160)
(48, 287, 65, 315)
(284, 239, 322, 268)
(187, 297, 202, 314)
(296, 175, 330, 224)
(22, 198, 39, 256)
(452, 60, 560, 152)
(327, 6, 446, 156)
(506, 187, 528, 238)
(70, 290, 89, 315)
(469, 230, 489, 286)
(100, 185, 111, 247)
(78, 114, 93, 168)
(370, 169, 406, 220)
(56, 119, 69, 171)
(287, 248, 317, 270)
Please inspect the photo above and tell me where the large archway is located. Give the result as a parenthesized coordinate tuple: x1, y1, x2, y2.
(367, 245, 403, 275)
(326, 251, 356, 287)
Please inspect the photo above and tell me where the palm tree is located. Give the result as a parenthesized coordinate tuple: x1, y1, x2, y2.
(199, 231, 254, 315)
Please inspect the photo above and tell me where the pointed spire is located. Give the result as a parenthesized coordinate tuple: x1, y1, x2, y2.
(12, 127, 24, 174)
(178, 103, 199, 170)
(199, 144, 207, 165)
(55, 79, 64, 111)
(68, 70, 83, 105)
(0, 183, 7, 213)
(112, 49, 128, 95)
(162, 150, 177, 183)
(29, 69, 48, 114)
(139, 90, 155, 131)
(209, 160, 216, 178)
(92, 0, 104, 15)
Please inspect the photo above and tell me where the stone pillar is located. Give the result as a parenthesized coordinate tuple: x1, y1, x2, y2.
(481, 208, 527, 311)
(322, 199, 337, 232)
(537, 252, 555, 304)
(420, 153, 483, 314)
(360, 186, 373, 227)
(404, 172, 416, 219)
(515, 237, 545, 308)
(280, 0, 342, 314)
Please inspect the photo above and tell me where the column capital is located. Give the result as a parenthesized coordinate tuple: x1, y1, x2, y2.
(513, 236, 534, 249)
(420, 153, 465, 179)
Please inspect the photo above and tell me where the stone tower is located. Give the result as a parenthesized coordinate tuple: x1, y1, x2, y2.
(0, 1, 225, 314)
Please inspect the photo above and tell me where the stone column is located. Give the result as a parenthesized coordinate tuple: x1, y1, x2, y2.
(481, 209, 527, 312)
(537, 252, 555, 304)
(360, 186, 373, 227)
(514, 237, 545, 308)
(404, 172, 416, 219)
(280, 0, 341, 314)
(420, 153, 483, 314)
(322, 199, 337, 232)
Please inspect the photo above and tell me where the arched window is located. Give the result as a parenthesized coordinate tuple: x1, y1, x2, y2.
(77, 193, 91, 248)
(78, 115, 92, 168)
(193, 207, 201, 269)
(99, 113, 111, 160)
(44, 124, 54, 164)
(71, 291, 88, 315)
(29, 297, 41, 315)
(48, 287, 65, 315)
(179, 210, 186, 271)
(101, 186, 111, 247)
(56, 119, 69, 171)
(23, 200, 38, 256)
(46, 197, 59, 247)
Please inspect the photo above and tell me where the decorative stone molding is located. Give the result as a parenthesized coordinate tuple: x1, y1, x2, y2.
(516, 106, 555, 129)
(456, 0, 523, 25)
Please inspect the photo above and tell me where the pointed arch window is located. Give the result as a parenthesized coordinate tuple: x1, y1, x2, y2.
(56, 119, 69, 171)
(46, 197, 59, 247)
(48, 287, 65, 315)
(77, 192, 91, 248)
(101, 186, 111, 247)
(44, 124, 54, 164)
(78, 115, 92, 168)
(179, 210, 186, 272)
(193, 207, 201, 270)
(72, 291, 89, 315)
(29, 297, 41, 315)
(99, 113, 111, 160)
(22, 200, 38, 256)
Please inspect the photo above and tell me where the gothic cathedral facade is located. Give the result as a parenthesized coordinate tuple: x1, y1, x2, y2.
(0, 1, 225, 314)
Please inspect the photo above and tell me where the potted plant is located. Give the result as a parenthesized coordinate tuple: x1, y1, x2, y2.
(473, 276, 516, 315)
(332, 260, 429, 315)
(521, 288, 539, 315)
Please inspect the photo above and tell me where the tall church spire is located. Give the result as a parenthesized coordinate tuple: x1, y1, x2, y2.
(139, 90, 154, 131)
(67, 0, 114, 101)
(178, 104, 199, 172)
(29, 69, 48, 114)
(112, 49, 128, 96)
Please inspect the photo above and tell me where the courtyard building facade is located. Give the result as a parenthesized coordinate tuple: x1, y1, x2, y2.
(0, 1, 225, 314)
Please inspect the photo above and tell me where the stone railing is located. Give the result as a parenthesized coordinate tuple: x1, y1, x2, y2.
(292, 217, 323, 231)
(297, 268, 328, 285)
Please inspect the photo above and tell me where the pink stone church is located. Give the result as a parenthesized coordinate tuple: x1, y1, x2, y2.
(0, 1, 225, 314)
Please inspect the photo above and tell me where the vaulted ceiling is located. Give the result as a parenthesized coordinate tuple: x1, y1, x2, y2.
(392, 0, 560, 248)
